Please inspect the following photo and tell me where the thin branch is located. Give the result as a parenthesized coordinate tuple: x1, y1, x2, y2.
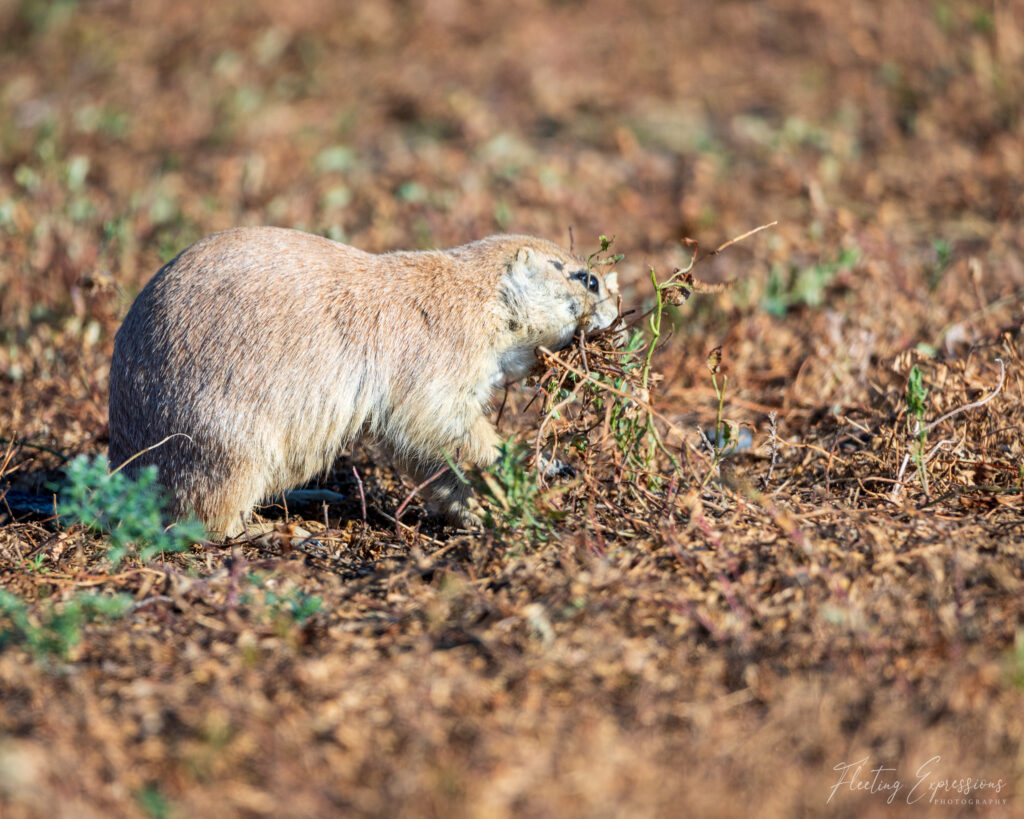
(919, 358, 1005, 434)
(0, 437, 70, 463)
(893, 453, 912, 499)
(577, 329, 590, 374)
(536, 346, 688, 443)
(394, 464, 450, 534)
(762, 410, 779, 490)
(352, 466, 367, 529)
(709, 220, 778, 257)
(109, 433, 195, 475)
(924, 437, 958, 465)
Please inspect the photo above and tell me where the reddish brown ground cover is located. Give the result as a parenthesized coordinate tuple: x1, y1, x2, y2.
(1, 1, 1023, 816)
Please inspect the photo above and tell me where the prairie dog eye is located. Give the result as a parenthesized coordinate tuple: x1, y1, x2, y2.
(571, 270, 600, 293)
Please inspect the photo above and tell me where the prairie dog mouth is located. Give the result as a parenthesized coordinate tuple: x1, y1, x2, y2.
(556, 321, 590, 351)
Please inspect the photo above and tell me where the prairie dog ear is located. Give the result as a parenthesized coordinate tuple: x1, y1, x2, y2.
(605, 271, 619, 294)
(515, 246, 540, 276)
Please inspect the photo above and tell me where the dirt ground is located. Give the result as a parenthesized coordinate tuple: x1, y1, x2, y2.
(1, 1, 1023, 816)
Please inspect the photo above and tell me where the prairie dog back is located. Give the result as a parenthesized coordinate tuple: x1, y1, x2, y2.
(108, 227, 620, 536)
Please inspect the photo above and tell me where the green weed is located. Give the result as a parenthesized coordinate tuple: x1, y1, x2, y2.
(59, 454, 206, 566)
(18, 0, 79, 33)
(583, 236, 688, 484)
(476, 441, 562, 542)
(136, 785, 172, 819)
(24, 553, 48, 574)
(475, 231, 766, 532)
(242, 574, 322, 628)
(905, 364, 930, 495)
(761, 247, 858, 316)
(587, 234, 624, 270)
(0, 589, 131, 662)
(527, 235, 692, 505)
(701, 346, 740, 487)
(927, 238, 953, 290)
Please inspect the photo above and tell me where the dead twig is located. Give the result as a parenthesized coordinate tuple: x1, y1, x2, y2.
(352, 466, 368, 529)
(919, 358, 1005, 435)
(394, 464, 451, 536)
(110, 433, 195, 475)
(762, 411, 779, 490)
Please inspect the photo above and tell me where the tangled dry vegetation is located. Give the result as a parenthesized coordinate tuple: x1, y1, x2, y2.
(2, 1, 1023, 817)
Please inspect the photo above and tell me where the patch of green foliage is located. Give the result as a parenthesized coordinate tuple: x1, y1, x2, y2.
(597, 329, 649, 460)
(476, 441, 564, 542)
(265, 588, 322, 625)
(59, 454, 205, 566)
(242, 573, 322, 628)
(905, 364, 931, 494)
(586, 239, 686, 486)
(587, 234, 624, 269)
(473, 235, 696, 534)
(24, 553, 48, 574)
(927, 237, 953, 290)
(136, 785, 172, 819)
(761, 246, 858, 316)
(0, 589, 131, 662)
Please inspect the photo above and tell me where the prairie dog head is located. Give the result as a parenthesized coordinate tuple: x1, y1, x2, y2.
(497, 240, 621, 380)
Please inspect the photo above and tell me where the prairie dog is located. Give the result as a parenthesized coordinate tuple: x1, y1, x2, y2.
(108, 228, 620, 537)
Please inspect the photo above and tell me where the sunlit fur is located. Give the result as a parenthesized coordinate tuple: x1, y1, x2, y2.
(108, 228, 620, 537)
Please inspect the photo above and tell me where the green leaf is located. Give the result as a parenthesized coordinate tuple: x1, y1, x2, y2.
(906, 365, 928, 420)
(59, 454, 205, 567)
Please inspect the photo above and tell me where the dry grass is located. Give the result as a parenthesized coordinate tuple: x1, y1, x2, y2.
(1, 1, 1023, 817)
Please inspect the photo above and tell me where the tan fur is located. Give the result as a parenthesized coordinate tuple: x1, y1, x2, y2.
(108, 228, 620, 537)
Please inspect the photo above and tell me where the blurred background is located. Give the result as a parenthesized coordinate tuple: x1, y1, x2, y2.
(2, 0, 1021, 302)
